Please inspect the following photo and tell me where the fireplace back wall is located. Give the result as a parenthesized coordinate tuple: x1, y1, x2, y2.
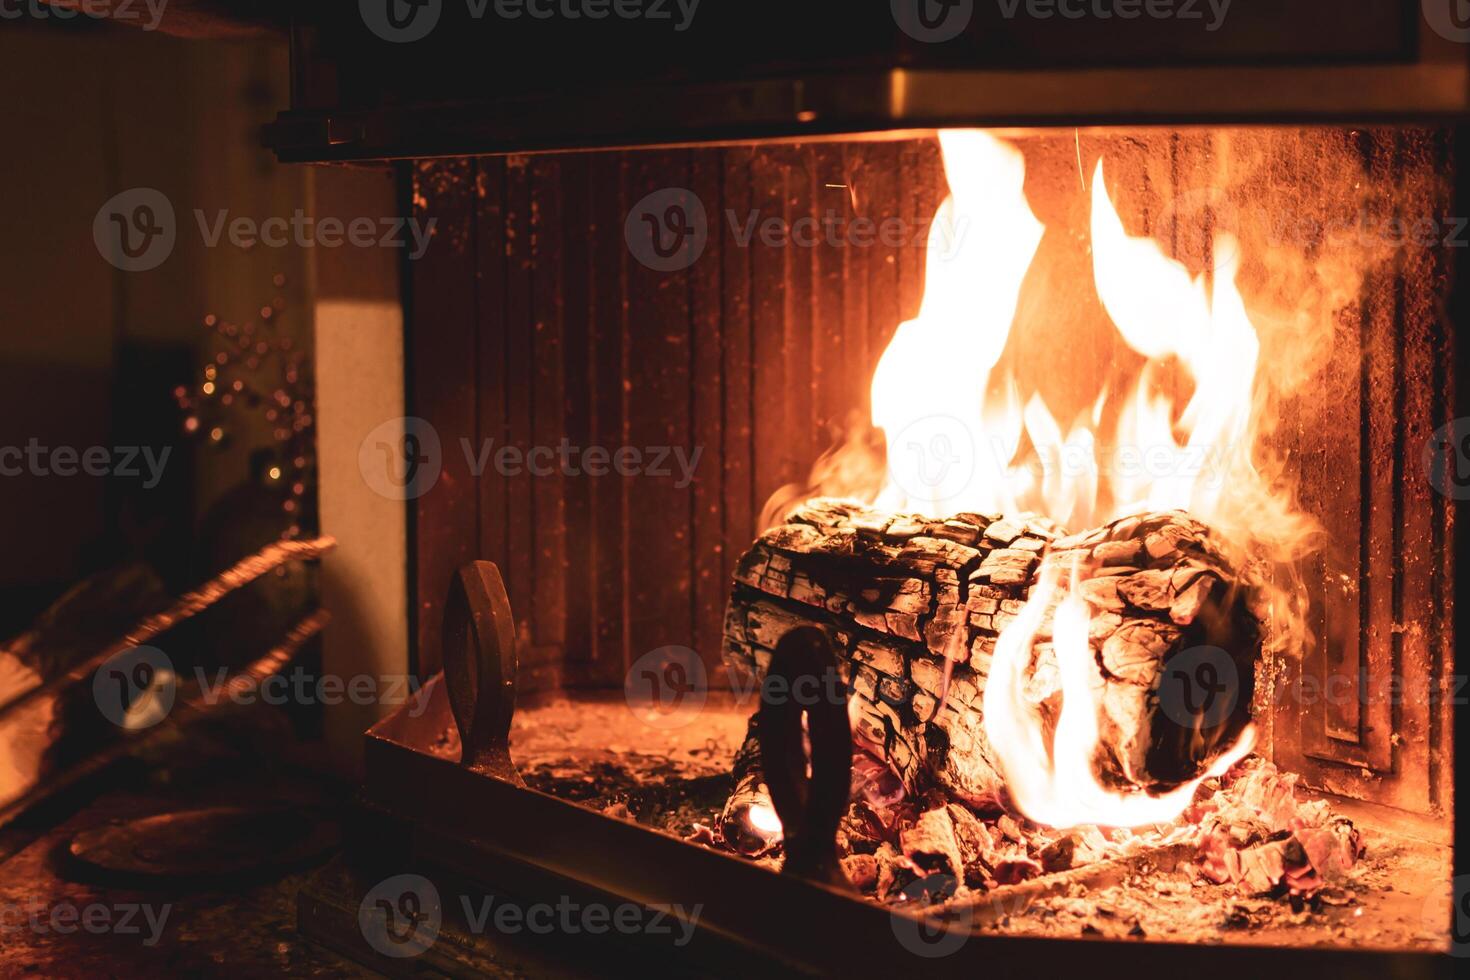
(405, 127, 1454, 828)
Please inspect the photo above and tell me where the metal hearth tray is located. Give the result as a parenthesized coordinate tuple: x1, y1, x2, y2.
(313, 562, 1452, 978)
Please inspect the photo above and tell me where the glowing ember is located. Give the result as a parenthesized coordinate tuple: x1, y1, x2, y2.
(745, 803, 783, 837)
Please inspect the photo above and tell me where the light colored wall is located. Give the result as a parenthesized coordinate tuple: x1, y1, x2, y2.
(308, 165, 410, 773)
(0, 22, 409, 773)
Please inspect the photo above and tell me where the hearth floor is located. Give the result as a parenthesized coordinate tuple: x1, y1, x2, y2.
(432, 691, 1453, 953)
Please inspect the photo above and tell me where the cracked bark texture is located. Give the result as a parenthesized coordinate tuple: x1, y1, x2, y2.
(722, 499, 1262, 811)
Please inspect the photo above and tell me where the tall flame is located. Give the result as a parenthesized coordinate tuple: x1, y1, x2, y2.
(871, 137, 1279, 540)
(871, 130, 1043, 519)
(1092, 161, 1261, 528)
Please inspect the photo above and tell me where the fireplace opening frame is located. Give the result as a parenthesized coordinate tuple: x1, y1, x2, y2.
(279, 5, 1470, 972)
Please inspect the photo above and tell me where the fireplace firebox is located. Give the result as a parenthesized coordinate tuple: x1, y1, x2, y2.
(278, 3, 1467, 976)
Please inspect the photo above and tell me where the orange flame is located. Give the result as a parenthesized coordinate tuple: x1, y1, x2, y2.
(870, 134, 1279, 539)
(1092, 160, 1261, 530)
(871, 130, 1043, 521)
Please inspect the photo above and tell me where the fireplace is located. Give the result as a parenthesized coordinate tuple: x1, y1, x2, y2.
(279, 3, 1465, 975)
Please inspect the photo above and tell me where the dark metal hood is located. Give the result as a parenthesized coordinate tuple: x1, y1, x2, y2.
(266, 0, 1470, 162)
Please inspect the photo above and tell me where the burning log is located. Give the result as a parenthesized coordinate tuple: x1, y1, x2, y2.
(716, 715, 782, 856)
(722, 499, 1261, 813)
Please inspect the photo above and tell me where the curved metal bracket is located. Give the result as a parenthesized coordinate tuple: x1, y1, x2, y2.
(757, 626, 853, 889)
(441, 561, 522, 785)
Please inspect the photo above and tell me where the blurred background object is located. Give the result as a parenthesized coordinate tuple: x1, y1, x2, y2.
(0, 14, 310, 638)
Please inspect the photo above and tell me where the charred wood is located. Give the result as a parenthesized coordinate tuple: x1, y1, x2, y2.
(722, 500, 1261, 810)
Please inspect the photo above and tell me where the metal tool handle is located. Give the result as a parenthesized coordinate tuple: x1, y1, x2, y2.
(757, 626, 853, 888)
(441, 561, 522, 784)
